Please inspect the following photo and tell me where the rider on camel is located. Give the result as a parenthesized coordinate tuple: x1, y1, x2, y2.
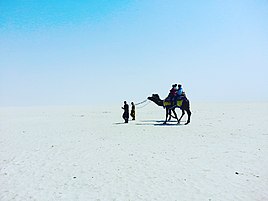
(169, 84, 177, 98)
(167, 84, 177, 104)
(177, 84, 183, 97)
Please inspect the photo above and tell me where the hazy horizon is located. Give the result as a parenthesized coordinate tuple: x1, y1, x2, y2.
(1, 1, 268, 106)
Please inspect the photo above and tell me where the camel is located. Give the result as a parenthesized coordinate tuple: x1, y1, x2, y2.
(147, 94, 191, 125)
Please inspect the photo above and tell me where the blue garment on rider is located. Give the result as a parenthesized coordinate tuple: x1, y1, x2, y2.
(177, 88, 183, 96)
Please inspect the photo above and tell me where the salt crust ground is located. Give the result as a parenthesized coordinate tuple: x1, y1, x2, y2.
(0, 102, 267, 201)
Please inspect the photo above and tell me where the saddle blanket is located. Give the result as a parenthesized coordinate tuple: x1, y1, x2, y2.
(164, 99, 183, 107)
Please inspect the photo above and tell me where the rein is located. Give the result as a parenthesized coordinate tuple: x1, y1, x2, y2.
(135, 99, 148, 105)
(135, 99, 150, 109)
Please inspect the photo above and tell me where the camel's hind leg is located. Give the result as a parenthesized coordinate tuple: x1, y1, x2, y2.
(185, 109, 191, 125)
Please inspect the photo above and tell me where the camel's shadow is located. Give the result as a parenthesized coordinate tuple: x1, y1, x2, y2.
(114, 120, 186, 126)
(137, 120, 186, 126)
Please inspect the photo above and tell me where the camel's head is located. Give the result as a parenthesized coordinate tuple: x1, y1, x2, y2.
(147, 94, 159, 99)
(148, 94, 159, 101)
(147, 94, 163, 106)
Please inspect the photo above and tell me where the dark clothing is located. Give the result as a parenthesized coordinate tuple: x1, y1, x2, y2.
(130, 104, 135, 120)
(168, 87, 177, 105)
(170, 88, 177, 96)
(122, 103, 129, 123)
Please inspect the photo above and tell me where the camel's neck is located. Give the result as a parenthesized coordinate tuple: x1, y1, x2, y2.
(148, 95, 164, 107)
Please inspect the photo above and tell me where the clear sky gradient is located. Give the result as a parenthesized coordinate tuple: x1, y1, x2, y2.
(1, 0, 268, 106)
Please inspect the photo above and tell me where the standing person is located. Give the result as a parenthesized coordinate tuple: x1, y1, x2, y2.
(130, 102, 135, 120)
(121, 101, 129, 123)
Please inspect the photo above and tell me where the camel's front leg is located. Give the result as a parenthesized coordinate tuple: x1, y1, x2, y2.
(163, 108, 169, 124)
(167, 109, 172, 121)
(178, 110, 185, 123)
(171, 109, 179, 123)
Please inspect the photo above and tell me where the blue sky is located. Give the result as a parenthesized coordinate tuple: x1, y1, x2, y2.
(0, 0, 268, 106)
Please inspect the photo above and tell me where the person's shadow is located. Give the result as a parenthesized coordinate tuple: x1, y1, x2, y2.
(113, 122, 128, 125)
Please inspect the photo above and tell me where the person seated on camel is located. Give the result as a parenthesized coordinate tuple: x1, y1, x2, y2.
(170, 84, 177, 96)
(166, 84, 177, 103)
(176, 84, 184, 100)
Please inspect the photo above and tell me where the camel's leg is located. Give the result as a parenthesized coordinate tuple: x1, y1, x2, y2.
(164, 108, 169, 124)
(168, 110, 172, 121)
(171, 109, 180, 123)
(178, 109, 185, 123)
(185, 109, 191, 125)
(169, 113, 177, 120)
